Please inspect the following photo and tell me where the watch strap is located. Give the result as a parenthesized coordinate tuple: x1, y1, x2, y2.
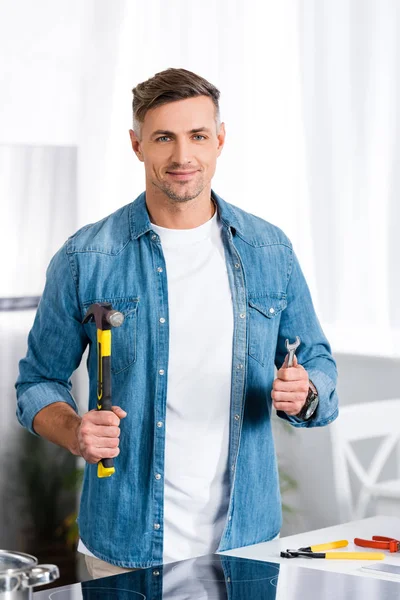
(296, 379, 319, 420)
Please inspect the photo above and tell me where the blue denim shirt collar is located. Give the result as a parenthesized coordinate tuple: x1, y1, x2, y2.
(129, 189, 242, 240)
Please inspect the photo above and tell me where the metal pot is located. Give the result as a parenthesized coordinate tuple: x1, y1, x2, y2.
(0, 550, 59, 600)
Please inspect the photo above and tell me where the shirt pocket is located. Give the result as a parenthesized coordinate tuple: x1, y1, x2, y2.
(82, 297, 139, 375)
(248, 292, 287, 367)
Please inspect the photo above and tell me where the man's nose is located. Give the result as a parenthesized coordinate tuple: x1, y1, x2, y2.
(170, 138, 193, 165)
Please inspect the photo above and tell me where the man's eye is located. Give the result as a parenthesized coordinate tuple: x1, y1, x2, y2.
(155, 135, 206, 142)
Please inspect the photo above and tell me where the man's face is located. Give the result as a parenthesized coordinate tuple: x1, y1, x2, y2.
(129, 95, 225, 203)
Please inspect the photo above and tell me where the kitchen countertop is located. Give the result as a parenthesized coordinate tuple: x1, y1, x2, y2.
(34, 552, 400, 599)
(221, 515, 400, 581)
(32, 516, 400, 598)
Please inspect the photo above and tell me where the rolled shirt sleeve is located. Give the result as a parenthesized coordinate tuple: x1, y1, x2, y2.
(275, 249, 339, 428)
(15, 244, 88, 434)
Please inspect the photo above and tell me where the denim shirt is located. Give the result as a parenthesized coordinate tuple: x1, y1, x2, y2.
(16, 190, 338, 568)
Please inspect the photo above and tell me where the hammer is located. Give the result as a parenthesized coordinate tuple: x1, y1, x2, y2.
(83, 303, 124, 478)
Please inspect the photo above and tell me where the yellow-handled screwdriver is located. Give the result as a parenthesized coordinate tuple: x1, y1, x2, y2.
(299, 540, 348, 552)
(324, 553, 385, 560)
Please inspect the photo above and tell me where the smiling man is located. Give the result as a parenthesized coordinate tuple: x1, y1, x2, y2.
(16, 68, 338, 579)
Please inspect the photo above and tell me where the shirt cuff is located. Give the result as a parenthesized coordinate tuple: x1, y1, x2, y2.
(277, 367, 338, 428)
(16, 381, 79, 435)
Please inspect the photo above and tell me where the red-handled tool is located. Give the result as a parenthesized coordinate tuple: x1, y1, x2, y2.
(354, 536, 400, 553)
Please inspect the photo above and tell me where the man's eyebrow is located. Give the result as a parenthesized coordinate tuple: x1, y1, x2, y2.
(150, 127, 212, 138)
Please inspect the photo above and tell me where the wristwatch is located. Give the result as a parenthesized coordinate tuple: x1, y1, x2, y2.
(296, 379, 319, 421)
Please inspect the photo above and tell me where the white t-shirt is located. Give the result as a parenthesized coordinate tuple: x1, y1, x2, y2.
(78, 208, 233, 564)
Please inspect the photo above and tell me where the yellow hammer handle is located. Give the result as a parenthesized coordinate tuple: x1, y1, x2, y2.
(311, 540, 348, 552)
(325, 552, 385, 560)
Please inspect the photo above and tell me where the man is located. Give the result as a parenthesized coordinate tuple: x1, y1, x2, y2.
(16, 68, 338, 578)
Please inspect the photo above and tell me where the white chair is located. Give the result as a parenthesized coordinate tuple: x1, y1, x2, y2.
(330, 399, 400, 522)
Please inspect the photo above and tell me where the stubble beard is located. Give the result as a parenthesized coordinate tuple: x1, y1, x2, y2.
(153, 173, 206, 204)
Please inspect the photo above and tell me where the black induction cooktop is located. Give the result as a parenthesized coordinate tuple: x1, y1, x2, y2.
(33, 554, 400, 600)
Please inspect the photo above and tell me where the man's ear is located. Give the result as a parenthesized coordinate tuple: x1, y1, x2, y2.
(129, 129, 144, 162)
(216, 122, 226, 157)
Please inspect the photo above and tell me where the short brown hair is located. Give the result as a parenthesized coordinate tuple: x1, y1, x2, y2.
(132, 68, 221, 137)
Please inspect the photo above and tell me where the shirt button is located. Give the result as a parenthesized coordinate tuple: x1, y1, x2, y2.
(236, 363, 243, 369)
(156, 421, 163, 428)
(154, 523, 160, 530)
(269, 307, 275, 314)
(151, 234, 157, 241)
(234, 263, 240, 269)
(234, 414, 240, 421)
(155, 473, 161, 480)
(159, 317, 166, 323)
(153, 570, 160, 576)
(157, 267, 163, 273)
(159, 369, 165, 375)
(228, 516, 232, 521)
(240, 313, 246, 319)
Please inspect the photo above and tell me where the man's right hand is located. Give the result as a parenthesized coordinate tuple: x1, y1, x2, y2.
(76, 406, 127, 464)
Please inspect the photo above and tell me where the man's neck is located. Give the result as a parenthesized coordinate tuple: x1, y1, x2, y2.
(145, 187, 215, 230)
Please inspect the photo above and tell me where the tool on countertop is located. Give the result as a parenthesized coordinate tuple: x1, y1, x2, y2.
(297, 540, 349, 552)
(354, 536, 400, 553)
(285, 336, 301, 367)
(83, 302, 124, 478)
(281, 539, 384, 560)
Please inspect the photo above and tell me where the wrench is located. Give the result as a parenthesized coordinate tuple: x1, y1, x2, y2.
(285, 336, 301, 367)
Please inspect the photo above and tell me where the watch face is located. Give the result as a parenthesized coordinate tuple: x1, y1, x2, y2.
(305, 397, 319, 419)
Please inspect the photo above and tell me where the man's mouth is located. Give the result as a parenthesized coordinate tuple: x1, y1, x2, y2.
(166, 170, 198, 181)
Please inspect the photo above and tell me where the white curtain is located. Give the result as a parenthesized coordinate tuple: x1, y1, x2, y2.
(1, 0, 399, 350)
(300, 0, 400, 357)
(0, 145, 77, 296)
(76, 0, 400, 357)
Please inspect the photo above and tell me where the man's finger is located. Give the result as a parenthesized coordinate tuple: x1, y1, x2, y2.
(273, 401, 303, 415)
(272, 391, 308, 403)
(91, 436, 120, 448)
(112, 406, 127, 418)
(92, 425, 121, 438)
(278, 366, 307, 382)
(273, 380, 309, 393)
(88, 446, 121, 461)
(85, 410, 121, 426)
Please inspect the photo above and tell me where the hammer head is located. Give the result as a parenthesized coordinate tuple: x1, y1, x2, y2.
(82, 303, 124, 329)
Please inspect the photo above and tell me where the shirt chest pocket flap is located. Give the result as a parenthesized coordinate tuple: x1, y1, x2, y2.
(248, 292, 287, 367)
(82, 297, 139, 375)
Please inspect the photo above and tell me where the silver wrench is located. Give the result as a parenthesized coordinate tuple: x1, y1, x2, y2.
(285, 336, 301, 367)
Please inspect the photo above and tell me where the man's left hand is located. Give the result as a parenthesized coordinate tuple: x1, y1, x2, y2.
(271, 355, 309, 416)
